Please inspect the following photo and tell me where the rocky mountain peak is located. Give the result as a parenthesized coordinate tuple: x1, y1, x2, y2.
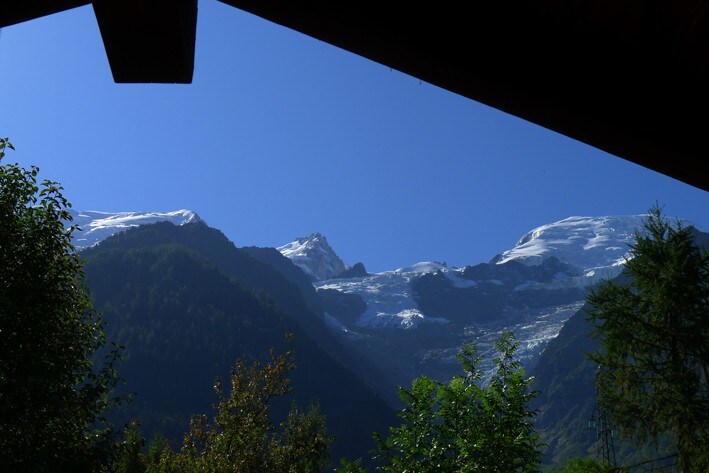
(277, 233, 347, 281)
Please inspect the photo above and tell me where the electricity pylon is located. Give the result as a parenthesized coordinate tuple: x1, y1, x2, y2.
(589, 367, 617, 467)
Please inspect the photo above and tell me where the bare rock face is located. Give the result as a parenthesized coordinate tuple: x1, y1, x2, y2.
(334, 262, 369, 279)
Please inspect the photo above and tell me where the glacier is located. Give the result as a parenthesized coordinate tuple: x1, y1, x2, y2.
(278, 215, 671, 404)
(69, 209, 201, 249)
(279, 215, 656, 331)
(491, 215, 645, 275)
(68, 209, 690, 406)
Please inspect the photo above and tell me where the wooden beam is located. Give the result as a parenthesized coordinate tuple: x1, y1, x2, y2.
(92, 0, 197, 83)
(218, 1, 709, 190)
(0, 1, 90, 28)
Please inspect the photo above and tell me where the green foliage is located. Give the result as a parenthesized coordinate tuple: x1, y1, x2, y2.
(81, 222, 397, 462)
(554, 457, 611, 473)
(116, 421, 148, 473)
(586, 206, 709, 472)
(336, 458, 367, 473)
(374, 331, 543, 472)
(273, 403, 332, 473)
(157, 344, 332, 472)
(144, 433, 170, 473)
(528, 303, 599, 466)
(0, 139, 123, 471)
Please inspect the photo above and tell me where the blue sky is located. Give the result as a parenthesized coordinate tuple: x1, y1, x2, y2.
(1, 1, 706, 272)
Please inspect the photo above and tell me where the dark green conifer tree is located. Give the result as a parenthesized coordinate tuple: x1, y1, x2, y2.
(587, 206, 709, 472)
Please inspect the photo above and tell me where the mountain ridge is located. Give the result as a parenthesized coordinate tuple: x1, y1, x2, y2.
(73, 212, 680, 386)
(272, 215, 678, 409)
(80, 221, 397, 464)
(70, 209, 706, 468)
(277, 232, 348, 281)
(69, 209, 201, 249)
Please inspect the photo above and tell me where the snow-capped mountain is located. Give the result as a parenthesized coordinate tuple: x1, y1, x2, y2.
(280, 215, 658, 331)
(69, 209, 201, 249)
(491, 215, 648, 277)
(66, 209, 685, 407)
(277, 233, 348, 281)
(278, 215, 662, 405)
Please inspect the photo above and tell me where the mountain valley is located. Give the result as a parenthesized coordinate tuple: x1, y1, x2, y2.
(71, 209, 704, 468)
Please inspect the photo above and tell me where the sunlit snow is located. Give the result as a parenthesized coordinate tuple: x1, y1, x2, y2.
(277, 233, 347, 280)
(392, 261, 447, 274)
(69, 209, 201, 249)
(492, 215, 654, 281)
(67, 210, 686, 393)
(279, 215, 679, 388)
(284, 215, 666, 331)
(318, 270, 449, 329)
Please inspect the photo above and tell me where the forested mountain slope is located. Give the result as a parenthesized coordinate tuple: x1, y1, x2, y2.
(531, 227, 709, 468)
(81, 222, 396, 463)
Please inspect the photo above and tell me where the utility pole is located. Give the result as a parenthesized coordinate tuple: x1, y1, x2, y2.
(589, 367, 617, 467)
(589, 404, 617, 466)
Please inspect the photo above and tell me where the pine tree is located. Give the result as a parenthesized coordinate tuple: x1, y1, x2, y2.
(587, 206, 709, 472)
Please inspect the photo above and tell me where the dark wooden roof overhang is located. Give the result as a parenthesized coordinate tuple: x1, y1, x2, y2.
(1, 1, 707, 190)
